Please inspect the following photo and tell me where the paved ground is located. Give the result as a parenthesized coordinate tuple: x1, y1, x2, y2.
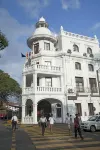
(1, 120, 100, 150)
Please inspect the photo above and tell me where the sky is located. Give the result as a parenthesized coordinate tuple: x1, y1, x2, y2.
(0, 0, 100, 85)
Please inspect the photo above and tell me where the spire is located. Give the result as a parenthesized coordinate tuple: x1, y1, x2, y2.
(39, 17, 45, 22)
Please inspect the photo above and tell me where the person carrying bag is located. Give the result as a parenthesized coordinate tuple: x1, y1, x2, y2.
(39, 114, 47, 136)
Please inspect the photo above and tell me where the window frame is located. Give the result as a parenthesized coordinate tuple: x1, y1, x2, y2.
(75, 77, 84, 92)
(89, 78, 97, 93)
(75, 103, 82, 116)
(56, 103, 61, 118)
(88, 103, 94, 116)
(44, 42, 50, 50)
(34, 43, 39, 54)
(45, 77, 52, 87)
(87, 47, 92, 54)
(73, 44, 79, 52)
(75, 62, 81, 70)
(88, 64, 94, 72)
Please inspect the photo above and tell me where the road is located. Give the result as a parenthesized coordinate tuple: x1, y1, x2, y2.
(0, 121, 100, 150)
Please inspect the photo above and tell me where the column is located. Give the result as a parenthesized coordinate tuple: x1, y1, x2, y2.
(61, 102, 66, 123)
(22, 104, 25, 124)
(22, 74, 26, 94)
(33, 103, 38, 124)
(33, 73, 37, 92)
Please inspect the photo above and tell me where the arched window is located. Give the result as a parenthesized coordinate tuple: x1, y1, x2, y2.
(73, 44, 79, 52)
(75, 62, 81, 70)
(56, 103, 61, 118)
(87, 47, 92, 54)
(88, 64, 94, 71)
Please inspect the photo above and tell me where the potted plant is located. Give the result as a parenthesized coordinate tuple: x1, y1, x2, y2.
(90, 54, 94, 58)
(67, 49, 72, 54)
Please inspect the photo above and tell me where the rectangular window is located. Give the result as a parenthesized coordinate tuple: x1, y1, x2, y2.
(37, 77, 39, 86)
(89, 78, 97, 93)
(75, 103, 82, 116)
(44, 42, 50, 50)
(45, 61, 51, 66)
(75, 77, 84, 92)
(34, 43, 39, 54)
(45, 77, 52, 87)
(88, 103, 94, 116)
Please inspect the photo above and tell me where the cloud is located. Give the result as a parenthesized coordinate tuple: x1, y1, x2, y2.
(0, 8, 34, 84)
(17, 0, 50, 18)
(61, 0, 80, 10)
(91, 22, 100, 31)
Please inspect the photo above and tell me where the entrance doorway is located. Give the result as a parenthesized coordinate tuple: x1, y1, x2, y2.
(38, 100, 51, 117)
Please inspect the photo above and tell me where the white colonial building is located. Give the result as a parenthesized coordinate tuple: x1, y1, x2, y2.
(22, 17, 100, 124)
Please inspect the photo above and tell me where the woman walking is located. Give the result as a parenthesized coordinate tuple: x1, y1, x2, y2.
(49, 114, 54, 133)
(39, 114, 47, 136)
(74, 114, 84, 140)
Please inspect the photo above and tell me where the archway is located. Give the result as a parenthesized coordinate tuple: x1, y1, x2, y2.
(38, 100, 51, 116)
(25, 99, 33, 116)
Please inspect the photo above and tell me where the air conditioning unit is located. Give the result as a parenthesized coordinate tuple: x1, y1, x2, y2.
(90, 54, 94, 58)
(68, 88, 73, 93)
(83, 53, 87, 57)
(67, 49, 72, 54)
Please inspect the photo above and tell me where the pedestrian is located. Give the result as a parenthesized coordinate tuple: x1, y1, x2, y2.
(39, 114, 47, 136)
(11, 114, 18, 131)
(48, 114, 54, 132)
(74, 114, 84, 140)
(66, 113, 71, 135)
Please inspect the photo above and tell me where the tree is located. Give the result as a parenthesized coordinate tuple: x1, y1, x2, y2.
(0, 70, 21, 102)
(0, 31, 8, 51)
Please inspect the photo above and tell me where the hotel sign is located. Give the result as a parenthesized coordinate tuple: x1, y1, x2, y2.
(68, 96, 77, 100)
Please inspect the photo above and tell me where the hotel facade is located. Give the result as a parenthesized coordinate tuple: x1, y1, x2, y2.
(22, 17, 100, 124)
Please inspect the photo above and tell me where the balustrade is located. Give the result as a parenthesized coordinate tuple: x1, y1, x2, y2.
(24, 64, 61, 72)
(37, 86, 62, 92)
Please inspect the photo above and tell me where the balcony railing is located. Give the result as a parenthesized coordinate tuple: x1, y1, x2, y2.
(67, 87, 98, 95)
(37, 86, 62, 92)
(36, 65, 61, 72)
(24, 64, 61, 73)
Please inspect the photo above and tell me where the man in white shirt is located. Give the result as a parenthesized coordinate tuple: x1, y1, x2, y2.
(11, 114, 18, 131)
(39, 114, 47, 136)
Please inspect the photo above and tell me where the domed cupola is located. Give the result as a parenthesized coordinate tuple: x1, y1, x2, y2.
(27, 17, 57, 48)
(35, 17, 48, 28)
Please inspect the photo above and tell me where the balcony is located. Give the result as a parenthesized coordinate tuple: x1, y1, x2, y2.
(23, 86, 62, 95)
(67, 87, 99, 96)
(23, 64, 62, 74)
(37, 86, 62, 93)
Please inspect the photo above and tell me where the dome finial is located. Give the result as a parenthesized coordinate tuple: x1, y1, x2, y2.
(39, 16, 45, 22)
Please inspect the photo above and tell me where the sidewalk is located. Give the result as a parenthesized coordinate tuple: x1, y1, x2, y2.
(0, 120, 36, 150)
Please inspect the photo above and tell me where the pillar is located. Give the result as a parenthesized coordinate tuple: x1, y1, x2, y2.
(22, 104, 25, 124)
(62, 101, 66, 123)
(22, 74, 26, 94)
(33, 73, 37, 92)
(33, 103, 38, 124)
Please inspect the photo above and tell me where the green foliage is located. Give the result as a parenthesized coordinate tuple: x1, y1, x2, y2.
(0, 70, 21, 102)
(0, 31, 8, 50)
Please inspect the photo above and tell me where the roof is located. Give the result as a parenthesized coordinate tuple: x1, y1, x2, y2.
(33, 27, 52, 36)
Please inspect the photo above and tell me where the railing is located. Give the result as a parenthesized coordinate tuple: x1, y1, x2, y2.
(67, 87, 98, 94)
(24, 87, 33, 94)
(37, 86, 62, 92)
(24, 64, 61, 73)
(36, 65, 61, 72)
